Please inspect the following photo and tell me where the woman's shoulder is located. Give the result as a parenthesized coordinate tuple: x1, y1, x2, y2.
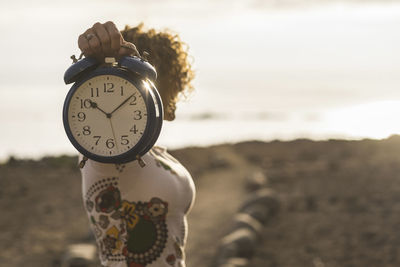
(150, 145, 180, 164)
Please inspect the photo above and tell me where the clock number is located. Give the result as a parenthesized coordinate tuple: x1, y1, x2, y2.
(130, 125, 138, 134)
(91, 87, 99, 97)
(120, 86, 124, 96)
(80, 99, 91, 109)
(133, 110, 142, 120)
(93, 136, 101, 145)
(121, 135, 129, 145)
(82, 126, 91, 135)
(103, 83, 114, 93)
(106, 138, 115, 149)
(77, 112, 86, 122)
(129, 95, 137, 105)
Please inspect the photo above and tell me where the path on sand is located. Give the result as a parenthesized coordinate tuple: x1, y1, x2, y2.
(177, 145, 263, 267)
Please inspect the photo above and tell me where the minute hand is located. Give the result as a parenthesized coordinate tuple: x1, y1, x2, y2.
(110, 93, 135, 115)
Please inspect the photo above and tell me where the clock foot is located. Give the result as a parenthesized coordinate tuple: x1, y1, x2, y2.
(79, 156, 88, 169)
(136, 155, 146, 168)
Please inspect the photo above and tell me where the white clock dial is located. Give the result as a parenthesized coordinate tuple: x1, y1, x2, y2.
(67, 75, 148, 157)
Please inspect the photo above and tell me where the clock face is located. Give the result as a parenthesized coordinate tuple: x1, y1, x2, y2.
(67, 74, 148, 157)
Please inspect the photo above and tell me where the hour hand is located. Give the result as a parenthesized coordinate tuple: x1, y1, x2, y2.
(89, 100, 111, 118)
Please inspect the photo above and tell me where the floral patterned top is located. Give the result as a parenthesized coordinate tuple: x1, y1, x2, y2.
(79, 146, 196, 267)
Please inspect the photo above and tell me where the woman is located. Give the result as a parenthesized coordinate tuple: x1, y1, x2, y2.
(77, 21, 196, 267)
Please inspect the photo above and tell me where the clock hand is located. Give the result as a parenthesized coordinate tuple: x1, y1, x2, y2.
(89, 100, 111, 118)
(110, 93, 135, 115)
(109, 118, 119, 152)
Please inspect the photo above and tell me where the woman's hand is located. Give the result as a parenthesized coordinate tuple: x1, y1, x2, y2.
(78, 21, 138, 61)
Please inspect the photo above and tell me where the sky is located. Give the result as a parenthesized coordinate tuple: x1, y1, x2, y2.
(1, 0, 399, 109)
(0, 0, 399, 158)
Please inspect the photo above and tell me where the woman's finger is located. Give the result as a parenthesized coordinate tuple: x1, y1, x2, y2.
(118, 41, 139, 58)
(86, 31, 102, 56)
(93, 22, 112, 56)
(104, 21, 122, 55)
(78, 32, 94, 57)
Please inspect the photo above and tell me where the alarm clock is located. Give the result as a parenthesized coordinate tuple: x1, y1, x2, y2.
(63, 56, 163, 164)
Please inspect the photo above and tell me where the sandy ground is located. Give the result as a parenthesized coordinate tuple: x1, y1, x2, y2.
(1, 136, 400, 267)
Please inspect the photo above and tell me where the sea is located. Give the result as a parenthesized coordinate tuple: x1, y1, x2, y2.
(0, 0, 399, 160)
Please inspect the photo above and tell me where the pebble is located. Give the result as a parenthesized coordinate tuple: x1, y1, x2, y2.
(60, 243, 97, 267)
(245, 171, 268, 191)
(239, 188, 280, 225)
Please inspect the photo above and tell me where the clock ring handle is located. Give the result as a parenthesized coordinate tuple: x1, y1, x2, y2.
(64, 57, 99, 85)
(119, 56, 157, 81)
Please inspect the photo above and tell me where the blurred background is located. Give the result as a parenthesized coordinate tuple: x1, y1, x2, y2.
(0, 0, 399, 160)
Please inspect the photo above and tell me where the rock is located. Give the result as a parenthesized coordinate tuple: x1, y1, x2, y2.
(216, 228, 258, 263)
(219, 257, 249, 267)
(245, 171, 268, 191)
(60, 243, 97, 267)
(209, 153, 230, 169)
(239, 188, 280, 225)
(232, 212, 264, 236)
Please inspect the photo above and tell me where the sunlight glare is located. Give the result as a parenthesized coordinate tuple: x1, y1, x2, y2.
(325, 101, 400, 139)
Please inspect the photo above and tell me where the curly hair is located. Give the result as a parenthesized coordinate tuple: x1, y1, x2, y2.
(121, 23, 195, 121)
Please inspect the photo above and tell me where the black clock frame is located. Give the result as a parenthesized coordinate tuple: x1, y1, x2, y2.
(63, 66, 163, 164)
